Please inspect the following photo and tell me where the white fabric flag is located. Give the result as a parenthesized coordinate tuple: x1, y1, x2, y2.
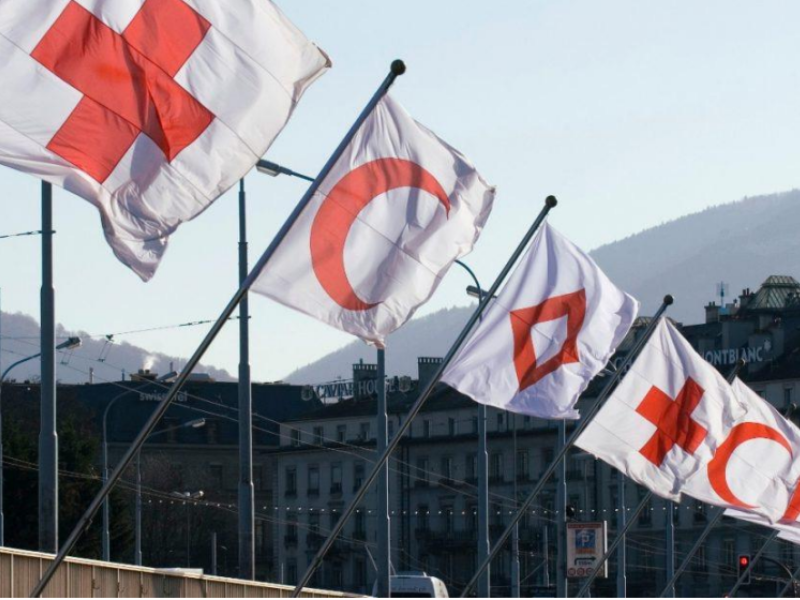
(252, 94, 496, 347)
(576, 319, 748, 502)
(0, 0, 330, 280)
(441, 222, 638, 419)
(681, 378, 800, 522)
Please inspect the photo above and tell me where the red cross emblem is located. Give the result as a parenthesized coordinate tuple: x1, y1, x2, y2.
(31, 0, 214, 184)
(636, 377, 708, 466)
(510, 289, 586, 391)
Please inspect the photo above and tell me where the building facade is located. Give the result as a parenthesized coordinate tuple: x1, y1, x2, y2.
(271, 275, 800, 597)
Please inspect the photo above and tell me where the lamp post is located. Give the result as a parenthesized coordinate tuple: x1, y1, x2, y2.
(0, 335, 80, 547)
(136, 418, 205, 566)
(454, 259, 494, 598)
(235, 159, 312, 580)
(172, 490, 205, 568)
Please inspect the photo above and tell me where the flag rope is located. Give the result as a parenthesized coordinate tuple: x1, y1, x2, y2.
(29, 59, 407, 598)
(459, 295, 674, 598)
(291, 195, 558, 597)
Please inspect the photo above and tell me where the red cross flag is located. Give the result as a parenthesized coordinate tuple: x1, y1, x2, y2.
(0, 0, 330, 280)
(251, 94, 495, 348)
(575, 323, 800, 522)
(441, 222, 639, 419)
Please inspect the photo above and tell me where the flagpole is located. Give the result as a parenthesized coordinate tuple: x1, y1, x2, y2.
(291, 195, 559, 598)
(238, 178, 255, 580)
(665, 500, 674, 597)
(30, 59, 408, 598)
(778, 564, 800, 597)
(728, 530, 779, 597)
(459, 298, 674, 598)
(581, 361, 745, 598)
(657, 358, 747, 597)
(39, 181, 58, 554)
(376, 347, 390, 597)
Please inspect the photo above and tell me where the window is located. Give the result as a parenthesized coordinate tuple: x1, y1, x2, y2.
(497, 412, 505, 430)
(418, 505, 429, 531)
(354, 510, 366, 539)
(313, 426, 324, 445)
(309, 512, 320, 534)
(354, 559, 367, 589)
(523, 415, 532, 429)
(638, 490, 652, 526)
(291, 428, 301, 446)
(443, 506, 454, 535)
(490, 453, 504, 482)
(722, 538, 735, 566)
(472, 416, 478, 434)
(388, 420, 395, 439)
(516, 450, 529, 481)
(441, 456, 453, 482)
(254, 464, 266, 491)
(353, 462, 365, 491)
(448, 418, 456, 436)
(786, 387, 794, 406)
(209, 464, 223, 489)
(542, 448, 554, 471)
(285, 466, 297, 496)
(466, 504, 477, 531)
(286, 559, 297, 585)
(422, 420, 431, 438)
(359, 422, 370, 441)
(336, 425, 346, 443)
(492, 503, 504, 527)
(308, 466, 320, 496)
(329, 510, 340, 530)
(466, 454, 477, 481)
(416, 457, 430, 486)
(330, 463, 342, 494)
(286, 511, 298, 542)
(330, 564, 343, 589)
(693, 502, 707, 523)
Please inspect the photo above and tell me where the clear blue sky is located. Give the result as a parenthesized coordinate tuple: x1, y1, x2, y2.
(1, 0, 799, 382)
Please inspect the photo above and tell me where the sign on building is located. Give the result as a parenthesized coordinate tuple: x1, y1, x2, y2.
(566, 522, 608, 579)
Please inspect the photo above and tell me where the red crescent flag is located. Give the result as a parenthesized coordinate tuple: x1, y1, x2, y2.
(252, 95, 495, 347)
(577, 325, 800, 523)
(441, 223, 639, 419)
(0, 0, 329, 280)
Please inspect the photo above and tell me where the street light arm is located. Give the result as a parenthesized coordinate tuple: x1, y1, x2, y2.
(1, 352, 42, 382)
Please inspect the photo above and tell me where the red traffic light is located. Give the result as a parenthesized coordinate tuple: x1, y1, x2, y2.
(739, 555, 750, 567)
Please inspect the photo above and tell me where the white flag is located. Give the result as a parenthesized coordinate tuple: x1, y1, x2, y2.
(0, 0, 329, 279)
(441, 222, 639, 419)
(252, 94, 496, 347)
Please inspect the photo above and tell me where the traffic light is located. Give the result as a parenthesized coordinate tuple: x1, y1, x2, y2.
(737, 554, 751, 585)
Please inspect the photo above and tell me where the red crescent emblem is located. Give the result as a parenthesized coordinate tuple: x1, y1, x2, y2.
(309, 158, 450, 311)
(708, 422, 793, 510)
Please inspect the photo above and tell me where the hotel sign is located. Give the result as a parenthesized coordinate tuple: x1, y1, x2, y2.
(703, 341, 771, 367)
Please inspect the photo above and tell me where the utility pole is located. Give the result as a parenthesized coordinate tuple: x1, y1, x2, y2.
(376, 348, 391, 597)
(556, 421, 567, 598)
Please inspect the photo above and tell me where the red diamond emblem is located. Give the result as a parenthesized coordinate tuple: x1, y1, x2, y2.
(510, 289, 587, 391)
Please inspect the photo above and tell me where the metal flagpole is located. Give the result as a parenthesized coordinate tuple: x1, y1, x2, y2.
(583, 362, 744, 598)
(135, 453, 142, 566)
(377, 348, 390, 597)
(40, 181, 58, 553)
(778, 564, 800, 597)
(665, 500, 674, 597)
(459, 298, 674, 598)
(30, 59, 408, 598)
(616, 469, 626, 597)
(728, 530, 779, 597)
(292, 195, 559, 598)
(238, 178, 255, 580)
(557, 421, 567, 598)
(576, 491, 654, 597)
(0, 287, 3, 548)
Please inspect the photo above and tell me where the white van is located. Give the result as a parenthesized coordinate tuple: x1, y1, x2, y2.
(372, 572, 449, 598)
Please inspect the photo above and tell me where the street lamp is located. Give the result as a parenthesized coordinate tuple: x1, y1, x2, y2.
(0, 335, 80, 546)
(172, 489, 205, 568)
(255, 159, 315, 182)
(135, 419, 205, 566)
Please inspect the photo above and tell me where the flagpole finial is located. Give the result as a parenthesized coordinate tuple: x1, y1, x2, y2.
(545, 195, 558, 208)
(664, 294, 674, 305)
(391, 60, 406, 75)
(736, 358, 746, 368)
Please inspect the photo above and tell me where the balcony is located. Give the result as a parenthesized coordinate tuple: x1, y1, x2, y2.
(284, 534, 298, 546)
